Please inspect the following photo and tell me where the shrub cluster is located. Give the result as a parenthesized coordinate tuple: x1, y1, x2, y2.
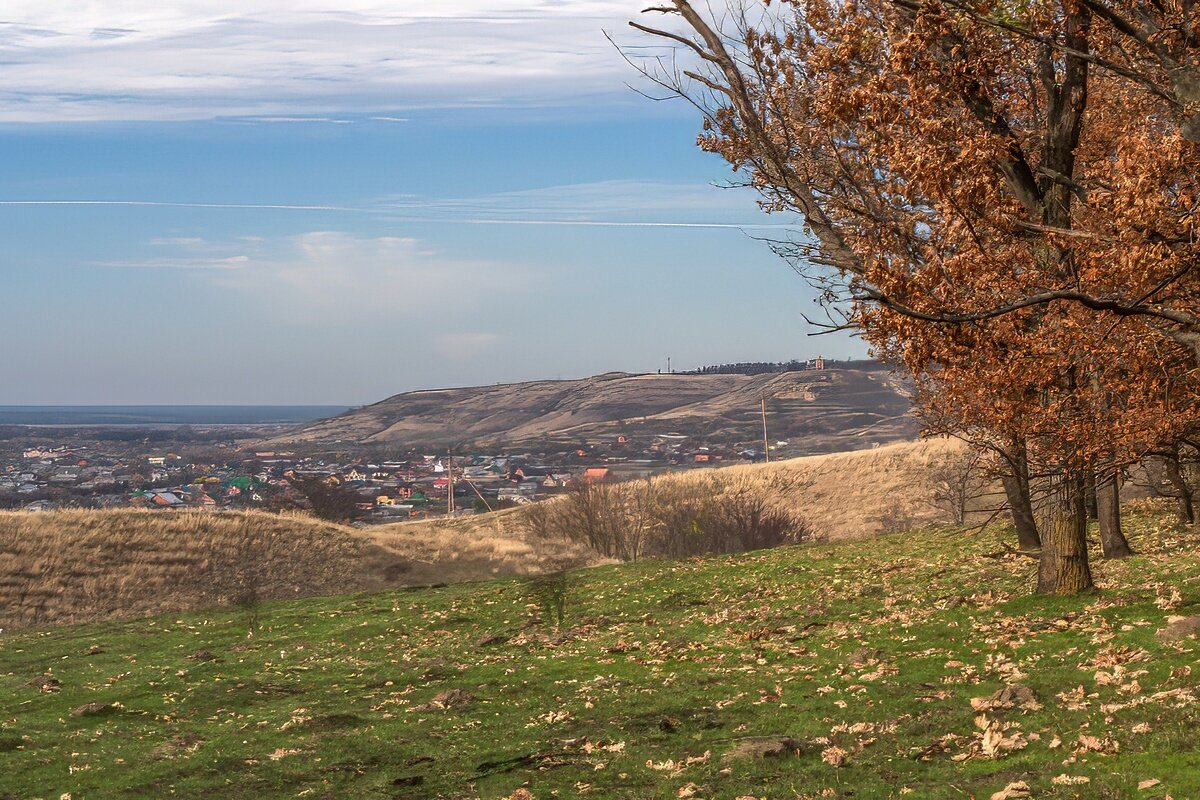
(522, 472, 818, 562)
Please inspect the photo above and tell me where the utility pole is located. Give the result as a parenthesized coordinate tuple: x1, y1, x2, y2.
(761, 394, 770, 463)
(446, 447, 455, 515)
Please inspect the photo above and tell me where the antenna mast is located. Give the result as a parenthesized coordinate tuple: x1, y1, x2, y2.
(761, 394, 770, 464)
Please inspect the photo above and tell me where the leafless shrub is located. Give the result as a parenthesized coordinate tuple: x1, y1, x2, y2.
(872, 497, 919, 536)
(524, 570, 570, 628)
(927, 448, 990, 526)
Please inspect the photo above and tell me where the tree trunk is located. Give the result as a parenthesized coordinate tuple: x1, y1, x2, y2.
(1096, 471, 1133, 559)
(1084, 471, 1098, 520)
(1162, 454, 1195, 526)
(1036, 472, 1094, 594)
(1001, 442, 1041, 552)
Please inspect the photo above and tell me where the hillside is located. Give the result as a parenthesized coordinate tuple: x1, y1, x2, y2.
(0, 441, 966, 631)
(3, 503, 1198, 798)
(649, 437, 976, 540)
(263, 365, 917, 452)
(0, 509, 602, 630)
(0, 440, 971, 631)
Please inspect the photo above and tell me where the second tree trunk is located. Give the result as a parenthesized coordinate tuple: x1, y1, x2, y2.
(1096, 472, 1133, 559)
(1037, 473, 1094, 594)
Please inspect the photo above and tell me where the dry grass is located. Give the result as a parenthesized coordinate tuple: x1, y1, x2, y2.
(0, 510, 373, 630)
(0, 508, 604, 631)
(654, 437, 978, 540)
(366, 509, 609, 583)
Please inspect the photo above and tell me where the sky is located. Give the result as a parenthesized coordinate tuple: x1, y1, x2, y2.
(0, 1, 864, 404)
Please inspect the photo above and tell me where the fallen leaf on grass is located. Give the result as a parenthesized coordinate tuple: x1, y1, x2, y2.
(990, 781, 1031, 800)
(646, 751, 711, 777)
(821, 745, 848, 767)
(1052, 774, 1091, 785)
(1076, 734, 1119, 755)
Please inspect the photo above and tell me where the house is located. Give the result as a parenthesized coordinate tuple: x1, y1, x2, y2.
(49, 467, 81, 484)
(151, 492, 184, 507)
(582, 467, 610, 483)
(515, 466, 553, 481)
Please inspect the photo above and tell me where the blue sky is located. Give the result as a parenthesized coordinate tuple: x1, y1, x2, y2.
(0, 1, 863, 404)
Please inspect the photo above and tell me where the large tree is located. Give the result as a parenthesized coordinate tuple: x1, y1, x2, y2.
(631, 0, 1200, 592)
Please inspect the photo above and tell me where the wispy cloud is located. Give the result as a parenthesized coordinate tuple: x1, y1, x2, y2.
(98, 255, 250, 270)
(103, 231, 525, 318)
(0, 2, 678, 122)
(239, 116, 354, 124)
(0, 181, 804, 230)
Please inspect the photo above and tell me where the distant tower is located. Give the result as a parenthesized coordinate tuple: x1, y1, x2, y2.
(813, 356, 826, 370)
(667, 356, 672, 374)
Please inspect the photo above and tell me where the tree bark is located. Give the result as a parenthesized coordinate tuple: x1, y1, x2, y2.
(1001, 441, 1041, 552)
(1036, 472, 1094, 594)
(1084, 470, 1099, 520)
(1161, 454, 1195, 526)
(1096, 471, 1133, 559)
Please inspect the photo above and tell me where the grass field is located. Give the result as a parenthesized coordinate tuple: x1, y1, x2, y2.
(4, 501, 1199, 799)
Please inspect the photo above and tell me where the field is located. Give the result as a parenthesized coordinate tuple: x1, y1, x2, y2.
(4, 502, 1200, 799)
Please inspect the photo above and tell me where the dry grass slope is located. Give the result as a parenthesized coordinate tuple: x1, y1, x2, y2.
(656, 437, 974, 540)
(0, 509, 603, 631)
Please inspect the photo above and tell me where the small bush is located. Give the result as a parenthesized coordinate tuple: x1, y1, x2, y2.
(524, 571, 570, 628)
(521, 472, 817, 562)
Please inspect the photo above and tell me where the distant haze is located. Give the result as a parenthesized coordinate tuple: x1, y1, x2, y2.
(0, 406, 349, 426)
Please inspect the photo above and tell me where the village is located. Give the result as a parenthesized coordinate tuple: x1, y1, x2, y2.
(0, 432, 779, 521)
(0, 359, 857, 519)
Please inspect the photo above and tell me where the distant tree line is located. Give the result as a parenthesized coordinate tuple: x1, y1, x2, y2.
(686, 360, 813, 376)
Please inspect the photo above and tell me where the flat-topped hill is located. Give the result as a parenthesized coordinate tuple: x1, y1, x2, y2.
(262, 366, 917, 451)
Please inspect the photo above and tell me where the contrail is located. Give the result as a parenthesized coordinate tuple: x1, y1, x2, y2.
(0, 199, 803, 230)
(0, 200, 354, 211)
(449, 218, 800, 230)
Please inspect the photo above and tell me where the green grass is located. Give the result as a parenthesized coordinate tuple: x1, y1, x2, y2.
(4, 502, 1200, 799)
